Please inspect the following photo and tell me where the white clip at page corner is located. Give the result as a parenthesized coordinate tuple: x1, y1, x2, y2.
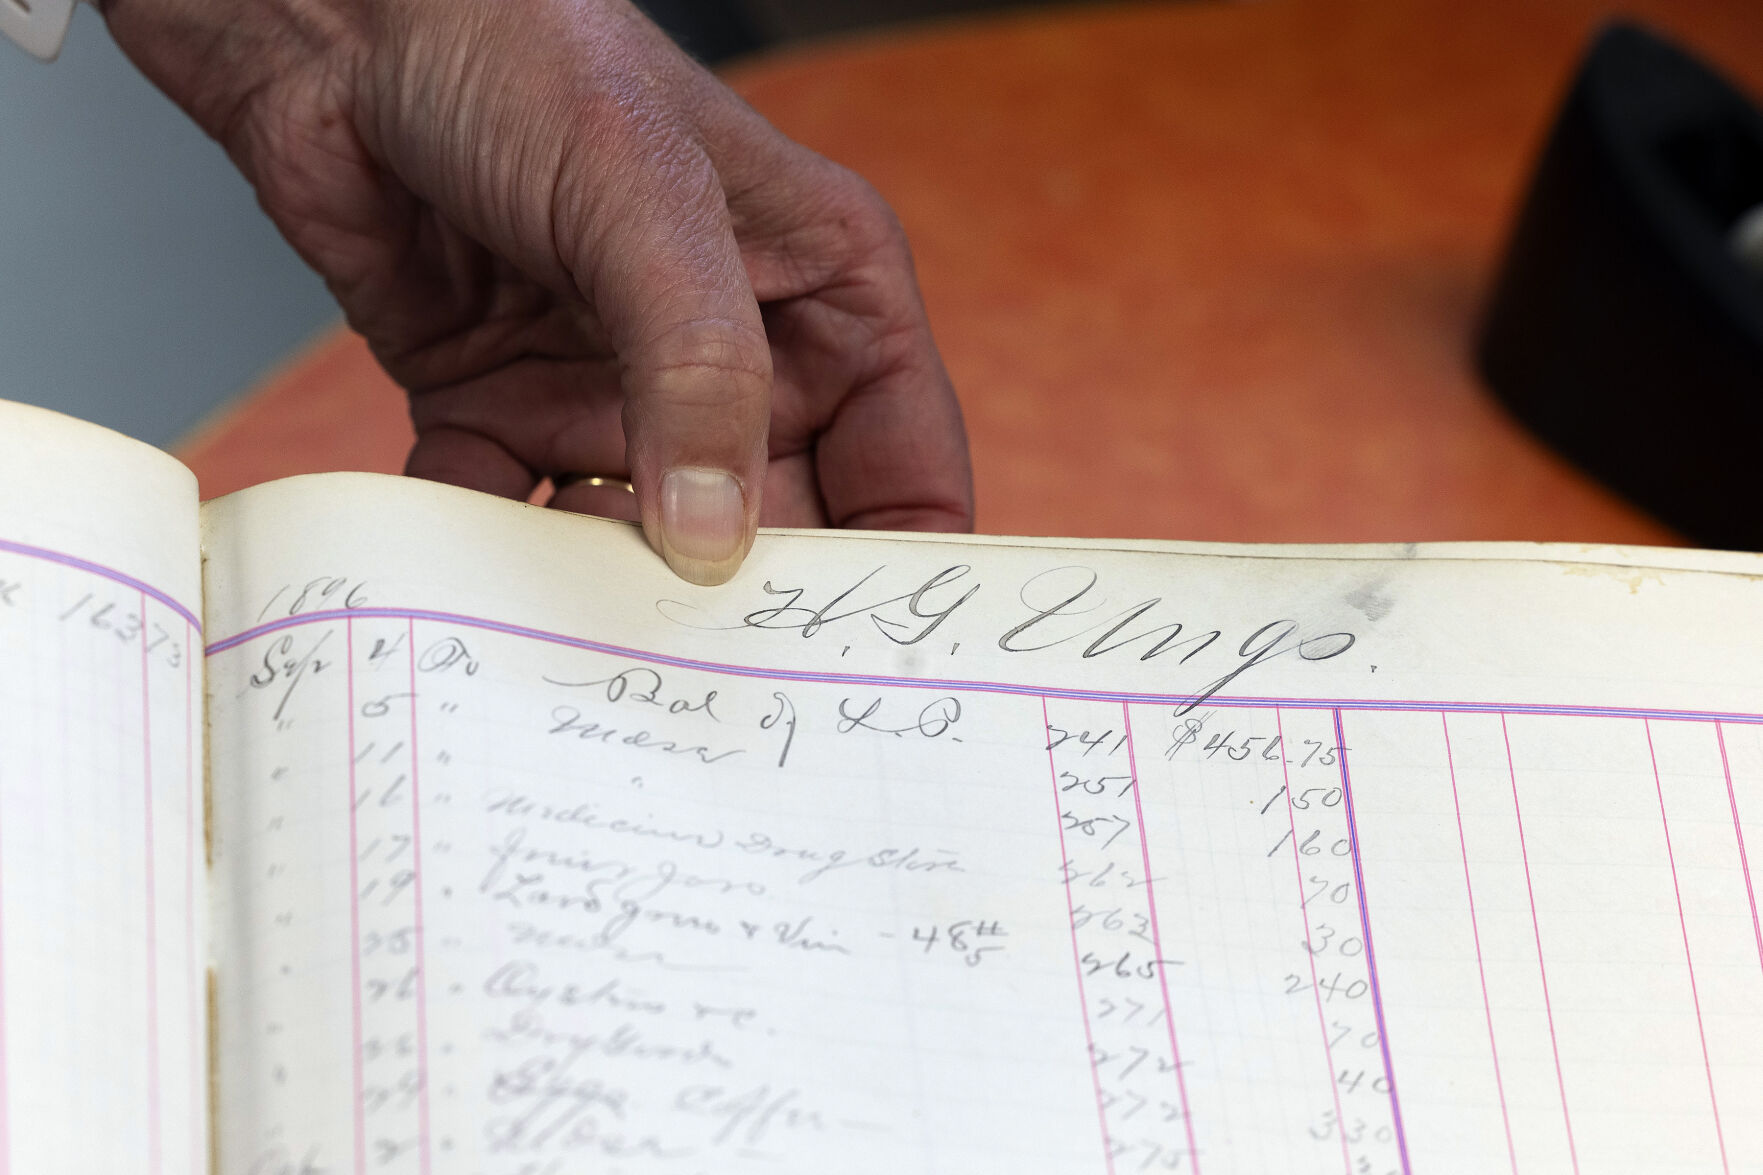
(0, 0, 80, 62)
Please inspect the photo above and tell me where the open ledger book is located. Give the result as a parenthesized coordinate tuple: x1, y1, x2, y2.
(2, 396, 1762, 1175)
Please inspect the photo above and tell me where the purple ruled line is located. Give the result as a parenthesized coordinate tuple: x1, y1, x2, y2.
(207, 607, 1763, 727)
(1332, 709, 1410, 1175)
(0, 539, 199, 632)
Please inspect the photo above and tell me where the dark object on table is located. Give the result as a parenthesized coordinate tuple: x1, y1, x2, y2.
(1478, 22, 1763, 550)
(636, 0, 1131, 63)
(636, 0, 769, 62)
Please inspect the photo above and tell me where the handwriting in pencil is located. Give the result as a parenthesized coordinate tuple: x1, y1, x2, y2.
(546, 705, 744, 764)
(254, 575, 369, 622)
(656, 562, 979, 646)
(248, 629, 332, 720)
(216, 583, 1404, 1172)
(58, 589, 184, 666)
(834, 694, 962, 739)
(544, 666, 722, 720)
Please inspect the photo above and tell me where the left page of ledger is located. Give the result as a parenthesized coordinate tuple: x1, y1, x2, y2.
(0, 400, 207, 1173)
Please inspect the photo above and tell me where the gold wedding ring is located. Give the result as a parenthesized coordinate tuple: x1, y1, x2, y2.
(552, 473, 635, 494)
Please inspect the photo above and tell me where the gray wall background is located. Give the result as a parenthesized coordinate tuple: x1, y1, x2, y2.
(0, 6, 339, 447)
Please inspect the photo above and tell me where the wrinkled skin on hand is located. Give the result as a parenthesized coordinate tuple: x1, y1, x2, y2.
(103, 0, 974, 583)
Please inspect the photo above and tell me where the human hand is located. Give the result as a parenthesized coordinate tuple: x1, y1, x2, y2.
(102, 0, 974, 583)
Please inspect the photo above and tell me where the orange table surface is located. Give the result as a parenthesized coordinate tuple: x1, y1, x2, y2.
(178, 0, 1763, 546)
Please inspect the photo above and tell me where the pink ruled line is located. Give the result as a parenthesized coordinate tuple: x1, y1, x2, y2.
(185, 623, 200, 1172)
(140, 592, 162, 1175)
(1119, 703, 1199, 1171)
(1713, 723, 1763, 979)
(1042, 696, 1117, 1175)
(1501, 713, 1578, 1174)
(1441, 713, 1516, 1173)
(1643, 720, 1729, 1173)
(1275, 707, 1351, 1175)
(346, 620, 367, 1175)
(407, 620, 434, 1175)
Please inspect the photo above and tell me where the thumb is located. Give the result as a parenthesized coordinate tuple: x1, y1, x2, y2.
(578, 155, 772, 586)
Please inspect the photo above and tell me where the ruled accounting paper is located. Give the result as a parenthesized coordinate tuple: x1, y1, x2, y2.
(0, 402, 206, 1175)
(202, 474, 1763, 1175)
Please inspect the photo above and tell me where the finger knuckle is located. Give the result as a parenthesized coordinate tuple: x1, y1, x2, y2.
(814, 165, 908, 260)
(633, 318, 772, 408)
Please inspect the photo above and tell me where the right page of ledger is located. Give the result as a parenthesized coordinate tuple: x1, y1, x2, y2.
(202, 474, 1763, 1175)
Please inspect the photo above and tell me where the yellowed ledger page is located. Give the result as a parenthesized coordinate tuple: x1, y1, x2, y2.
(204, 472, 1763, 1175)
(0, 400, 207, 1174)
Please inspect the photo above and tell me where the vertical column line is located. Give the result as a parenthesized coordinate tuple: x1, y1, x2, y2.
(185, 622, 200, 1172)
(1332, 709, 1409, 1174)
(1440, 713, 1516, 1173)
(139, 591, 162, 1175)
(1643, 720, 1728, 1173)
(1041, 696, 1117, 1175)
(1501, 712, 1578, 1173)
(345, 619, 367, 1175)
(1713, 722, 1763, 978)
(406, 620, 433, 1175)
(1274, 707, 1351, 1175)
(1118, 703, 1199, 1170)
